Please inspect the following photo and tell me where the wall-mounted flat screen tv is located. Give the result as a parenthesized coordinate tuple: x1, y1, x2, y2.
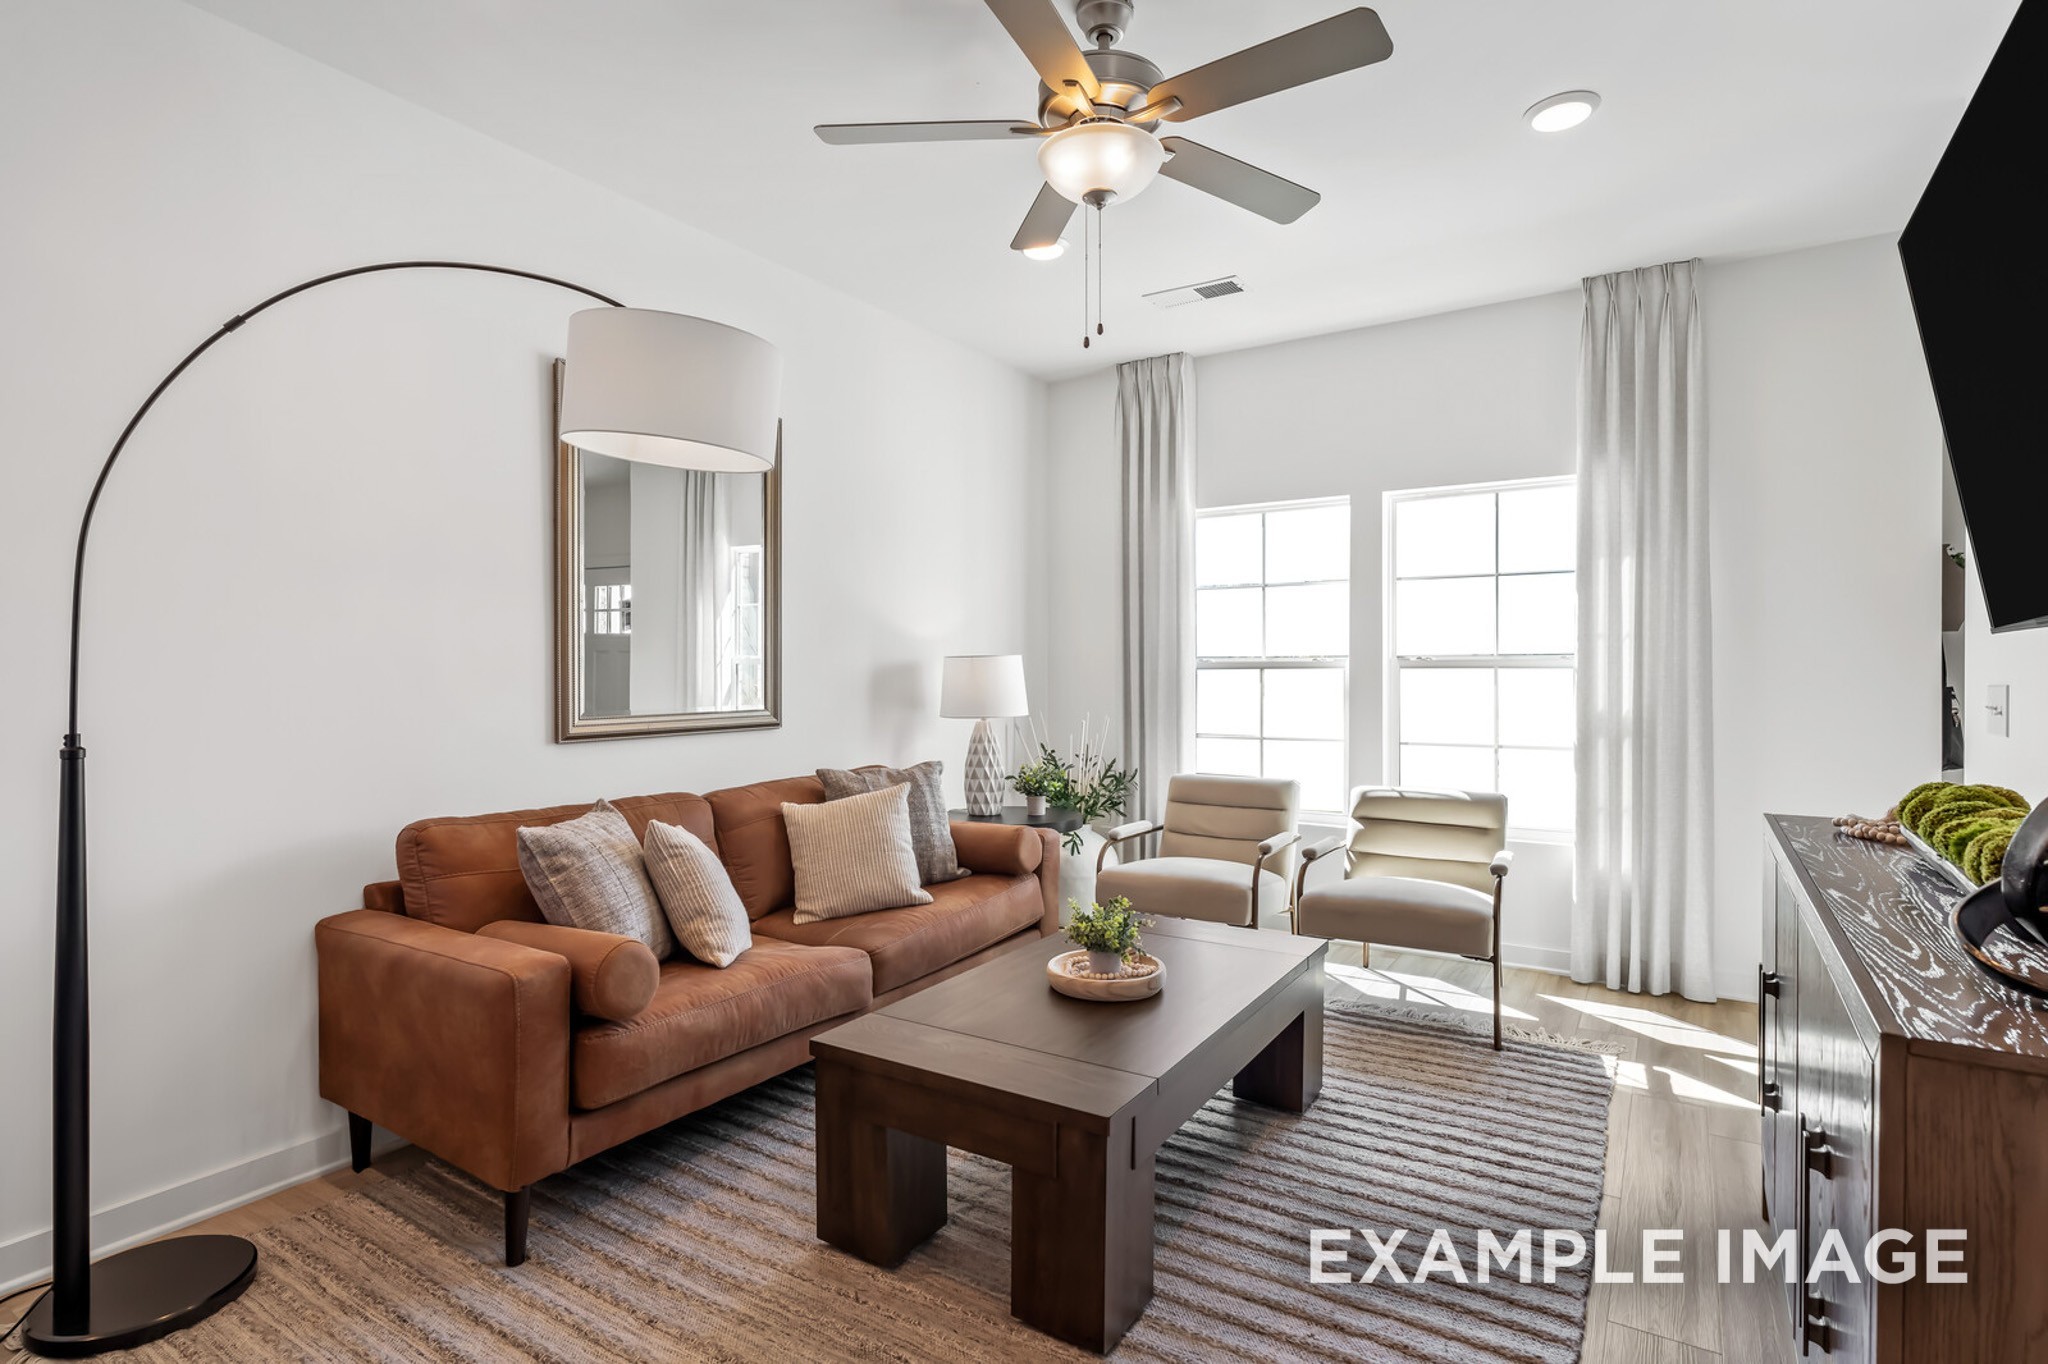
(1898, 2, 2043, 632)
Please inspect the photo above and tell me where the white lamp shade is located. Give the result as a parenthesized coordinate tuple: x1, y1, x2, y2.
(940, 654, 1029, 718)
(559, 308, 782, 473)
(1037, 121, 1166, 205)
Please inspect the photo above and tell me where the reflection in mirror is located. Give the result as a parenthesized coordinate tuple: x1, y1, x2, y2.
(554, 362, 779, 740)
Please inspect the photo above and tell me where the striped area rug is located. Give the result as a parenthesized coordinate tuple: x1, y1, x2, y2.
(133, 998, 1614, 1362)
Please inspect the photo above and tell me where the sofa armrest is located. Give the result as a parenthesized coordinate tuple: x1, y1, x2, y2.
(316, 910, 571, 1191)
(477, 921, 658, 1022)
(949, 821, 1043, 877)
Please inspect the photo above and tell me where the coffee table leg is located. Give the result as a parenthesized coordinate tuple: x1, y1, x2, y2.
(1232, 973, 1325, 1111)
(815, 1061, 947, 1266)
(1011, 1119, 1156, 1353)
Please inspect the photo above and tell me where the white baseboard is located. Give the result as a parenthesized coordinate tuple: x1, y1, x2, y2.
(0, 1121, 403, 1297)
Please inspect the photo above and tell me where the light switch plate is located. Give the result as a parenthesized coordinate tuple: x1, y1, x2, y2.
(1988, 684, 2010, 738)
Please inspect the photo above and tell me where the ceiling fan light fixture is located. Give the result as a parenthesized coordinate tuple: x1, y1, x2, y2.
(1021, 237, 1069, 260)
(1524, 90, 1600, 133)
(1037, 119, 1165, 205)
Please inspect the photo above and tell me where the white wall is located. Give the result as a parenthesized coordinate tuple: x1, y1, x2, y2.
(1704, 236, 1944, 996)
(1043, 235, 1945, 1002)
(0, 2, 1044, 1290)
(1961, 557, 2048, 795)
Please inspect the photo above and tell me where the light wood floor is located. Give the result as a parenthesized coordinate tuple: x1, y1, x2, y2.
(3, 951, 1791, 1363)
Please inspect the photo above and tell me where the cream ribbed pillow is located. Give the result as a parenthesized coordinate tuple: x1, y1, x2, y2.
(643, 820, 752, 968)
(783, 783, 933, 925)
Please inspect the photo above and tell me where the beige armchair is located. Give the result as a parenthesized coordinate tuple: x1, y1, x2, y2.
(1292, 787, 1512, 1049)
(1094, 774, 1300, 927)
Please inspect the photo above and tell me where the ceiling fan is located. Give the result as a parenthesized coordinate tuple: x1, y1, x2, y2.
(814, 0, 1394, 253)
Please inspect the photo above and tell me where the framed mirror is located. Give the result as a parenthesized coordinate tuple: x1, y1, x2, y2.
(553, 360, 781, 740)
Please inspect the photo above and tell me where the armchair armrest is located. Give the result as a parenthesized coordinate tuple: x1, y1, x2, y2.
(949, 821, 1044, 877)
(316, 910, 570, 1191)
(1490, 849, 1514, 880)
(1096, 819, 1162, 875)
(1257, 829, 1301, 860)
(1293, 834, 1347, 905)
(477, 920, 658, 1022)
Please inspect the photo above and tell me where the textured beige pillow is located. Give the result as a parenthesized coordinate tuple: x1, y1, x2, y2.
(643, 820, 752, 968)
(816, 761, 967, 885)
(514, 799, 674, 958)
(783, 783, 933, 925)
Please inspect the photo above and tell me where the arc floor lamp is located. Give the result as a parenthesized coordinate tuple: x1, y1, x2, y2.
(21, 261, 781, 1357)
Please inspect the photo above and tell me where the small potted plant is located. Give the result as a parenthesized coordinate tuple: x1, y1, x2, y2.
(1011, 745, 1067, 818)
(1065, 896, 1152, 977)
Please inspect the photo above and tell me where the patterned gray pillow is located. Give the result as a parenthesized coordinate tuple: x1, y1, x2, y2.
(817, 761, 967, 885)
(515, 799, 675, 958)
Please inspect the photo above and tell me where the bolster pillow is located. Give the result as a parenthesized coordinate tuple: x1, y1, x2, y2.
(948, 822, 1044, 878)
(477, 920, 659, 1022)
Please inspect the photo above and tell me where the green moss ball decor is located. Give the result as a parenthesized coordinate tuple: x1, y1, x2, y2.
(1943, 810, 2025, 863)
(1899, 783, 1957, 830)
(1968, 825, 2018, 886)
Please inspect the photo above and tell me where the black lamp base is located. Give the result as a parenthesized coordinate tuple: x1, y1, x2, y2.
(21, 1235, 257, 1358)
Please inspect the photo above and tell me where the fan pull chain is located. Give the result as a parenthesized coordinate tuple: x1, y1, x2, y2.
(1096, 205, 1106, 339)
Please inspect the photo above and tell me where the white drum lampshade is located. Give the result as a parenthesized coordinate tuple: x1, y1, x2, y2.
(558, 308, 782, 473)
(941, 655, 1029, 817)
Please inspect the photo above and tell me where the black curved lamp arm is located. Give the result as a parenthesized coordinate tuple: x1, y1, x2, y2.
(65, 260, 622, 738)
(41, 260, 621, 1348)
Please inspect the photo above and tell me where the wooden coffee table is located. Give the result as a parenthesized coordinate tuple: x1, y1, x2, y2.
(810, 917, 1326, 1352)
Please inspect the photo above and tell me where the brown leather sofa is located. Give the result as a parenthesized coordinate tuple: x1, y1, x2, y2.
(315, 775, 1060, 1264)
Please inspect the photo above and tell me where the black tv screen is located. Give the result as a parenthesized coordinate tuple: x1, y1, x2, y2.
(1898, 1, 2044, 632)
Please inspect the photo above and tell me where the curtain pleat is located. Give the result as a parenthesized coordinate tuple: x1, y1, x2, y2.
(1117, 353, 1196, 835)
(1572, 260, 1715, 1001)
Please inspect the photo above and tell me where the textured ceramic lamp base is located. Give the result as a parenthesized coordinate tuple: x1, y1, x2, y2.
(963, 718, 1006, 817)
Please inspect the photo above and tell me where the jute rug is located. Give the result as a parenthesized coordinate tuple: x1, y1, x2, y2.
(130, 998, 1614, 1362)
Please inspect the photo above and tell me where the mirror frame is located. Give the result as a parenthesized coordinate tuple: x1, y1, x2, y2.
(552, 358, 783, 741)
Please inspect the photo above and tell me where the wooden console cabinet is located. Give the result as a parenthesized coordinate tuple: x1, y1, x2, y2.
(1763, 815, 2048, 1363)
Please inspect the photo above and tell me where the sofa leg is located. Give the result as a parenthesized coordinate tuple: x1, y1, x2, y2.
(348, 1112, 372, 1173)
(505, 1187, 531, 1267)
(1491, 955, 1504, 1052)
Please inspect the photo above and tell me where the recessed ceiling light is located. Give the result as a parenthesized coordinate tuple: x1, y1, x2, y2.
(1525, 90, 1600, 133)
(1022, 238, 1069, 261)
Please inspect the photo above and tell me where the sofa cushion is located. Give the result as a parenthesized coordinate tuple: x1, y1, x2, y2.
(572, 939, 871, 1110)
(643, 820, 752, 967)
(397, 793, 717, 933)
(516, 800, 675, 958)
(478, 921, 660, 1022)
(784, 784, 933, 925)
(817, 761, 967, 885)
(703, 776, 825, 919)
(752, 873, 1042, 995)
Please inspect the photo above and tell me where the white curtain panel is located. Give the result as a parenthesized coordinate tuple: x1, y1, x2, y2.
(677, 471, 730, 712)
(1116, 353, 1197, 834)
(1572, 260, 1717, 1001)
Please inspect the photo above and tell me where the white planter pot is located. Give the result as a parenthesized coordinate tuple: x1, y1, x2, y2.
(1086, 949, 1125, 976)
(1025, 794, 1048, 817)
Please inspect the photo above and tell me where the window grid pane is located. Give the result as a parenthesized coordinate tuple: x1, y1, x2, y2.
(1195, 501, 1350, 812)
(1388, 480, 1576, 832)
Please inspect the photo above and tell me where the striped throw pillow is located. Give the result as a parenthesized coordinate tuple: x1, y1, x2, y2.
(515, 799, 675, 958)
(644, 820, 752, 968)
(783, 782, 933, 925)
(817, 761, 968, 885)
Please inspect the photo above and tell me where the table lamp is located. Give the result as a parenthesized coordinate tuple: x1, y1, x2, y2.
(940, 654, 1028, 817)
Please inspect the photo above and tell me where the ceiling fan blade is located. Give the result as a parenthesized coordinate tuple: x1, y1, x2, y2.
(815, 120, 1043, 145)
(983, 0, 1101, 115)
(1010, 183, 1077, 251)
(1158, 138, 1320, 223)
(1149, 8, 1393, 122)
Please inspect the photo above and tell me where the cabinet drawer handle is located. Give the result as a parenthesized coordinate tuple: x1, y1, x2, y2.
(1761, 1080, 1781, 1112)
(1804, 1308, 1835, 1354)
(1761, 968, 1782, 999)
(1803, 1125, 1832, 1178)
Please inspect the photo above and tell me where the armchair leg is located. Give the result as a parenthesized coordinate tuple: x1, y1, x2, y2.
(505, 1187, 531, 1267)
(1491, 955, 1503, 1051)
(347, 1112, 372, 1173)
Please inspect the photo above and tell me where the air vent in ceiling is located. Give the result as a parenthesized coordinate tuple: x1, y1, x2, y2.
(1144, 276, 1246, 308)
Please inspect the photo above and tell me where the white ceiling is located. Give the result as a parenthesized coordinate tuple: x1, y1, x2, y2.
(188, 0, 2017, 381)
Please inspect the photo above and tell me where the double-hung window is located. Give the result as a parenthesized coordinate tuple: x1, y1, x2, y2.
(1193, 499, 1350, 814)
(1386, 478, 1576, 834)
